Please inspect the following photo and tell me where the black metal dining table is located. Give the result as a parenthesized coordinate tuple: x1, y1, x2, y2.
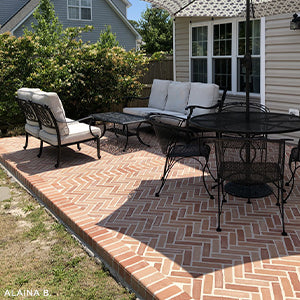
(190, 111, 300, 198)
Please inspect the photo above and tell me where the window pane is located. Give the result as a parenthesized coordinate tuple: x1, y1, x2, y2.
(238, 20, 260, 55)
(81, 0, 91, 6)
(192, 59, 207, 83)
(68, 0, 79, 5)
(213, 23, 232, 56)
(237, 57, 260, 93)
(213, 58, 231, 90)
(192, 27, 208, 56)
(81, 8, 91, 19)
(68, 7, 79, 19)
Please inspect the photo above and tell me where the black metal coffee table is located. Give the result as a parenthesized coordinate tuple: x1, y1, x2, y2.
(90, 112, 150, 151)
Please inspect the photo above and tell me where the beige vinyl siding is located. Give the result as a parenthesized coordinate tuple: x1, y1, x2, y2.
(174, 17, 190, 82)
(265, 13, 300, 141)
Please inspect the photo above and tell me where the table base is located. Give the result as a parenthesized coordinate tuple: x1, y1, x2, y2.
(225, 182, 273, 199)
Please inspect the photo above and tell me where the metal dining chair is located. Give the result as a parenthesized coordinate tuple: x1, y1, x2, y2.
(220, 101, 270, 113)
(285, 139, 300, 197)
(214, 137, 287, 235)
(149, 114, 214, 199)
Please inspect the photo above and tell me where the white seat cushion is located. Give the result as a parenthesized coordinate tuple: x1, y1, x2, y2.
(31, 91, 69, 136)
(39, 123, 100, 146)
(148, 79, 172, 110)
(25, 123, 40, 137)
(164, 82, 190, 114)
(123, 107, 164, 117)
(187, 83, 219, 116)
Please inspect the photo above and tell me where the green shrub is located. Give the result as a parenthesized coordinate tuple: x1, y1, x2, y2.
(0, 0, 150, 130)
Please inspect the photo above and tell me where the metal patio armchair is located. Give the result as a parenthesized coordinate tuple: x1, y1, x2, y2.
(214, 137, 288, 235)
(149, 114, 214, 199)
(285, 139, 300, 198)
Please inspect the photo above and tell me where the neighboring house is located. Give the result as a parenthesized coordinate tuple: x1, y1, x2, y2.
(0, 0, 141, 50)
(173, 13, 300, 135)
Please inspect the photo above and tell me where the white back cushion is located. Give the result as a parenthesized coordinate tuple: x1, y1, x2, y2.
(164, 82, 190, 114)
(148, 79, 171, 109)
(32, 91, 69, 135)
(17, 88, 41, 100)
(188, 83, 219, 116)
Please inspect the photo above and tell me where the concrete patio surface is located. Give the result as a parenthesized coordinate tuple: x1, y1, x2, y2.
(0, 131, 300, 300)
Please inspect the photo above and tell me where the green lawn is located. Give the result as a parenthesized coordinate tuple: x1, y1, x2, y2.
(0, 166, 135, 300)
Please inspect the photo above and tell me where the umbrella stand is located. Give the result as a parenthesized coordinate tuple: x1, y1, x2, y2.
(245, 0, 251, 121)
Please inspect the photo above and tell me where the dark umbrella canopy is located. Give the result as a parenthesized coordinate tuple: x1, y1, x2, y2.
(143, 0, 300, 118)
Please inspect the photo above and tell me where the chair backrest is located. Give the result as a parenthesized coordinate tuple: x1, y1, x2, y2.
(16, 88, 42, 127)
(149, 114, 192, 154)
(30, 102, 59, 136)
(16, 98, 39, 127)
(215, 137, 285, 185)
(220, 101, 270, 113)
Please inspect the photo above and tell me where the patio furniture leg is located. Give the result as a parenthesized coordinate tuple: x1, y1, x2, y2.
(216, 179, 222, 232)
(37, 140, 43, 158)
(96, 137, 101, 159)
(123, 124, 129, 152)
(55, 146, 61, 168)
(202, 159, 214, 199)
(155, 156, 173, 197)
(77, 143, 81, 151)
(23, 133, 29, 150)
(136, 121, 151, 148)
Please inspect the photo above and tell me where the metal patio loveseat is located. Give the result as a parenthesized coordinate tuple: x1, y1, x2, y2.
(16, 88, 101, 168)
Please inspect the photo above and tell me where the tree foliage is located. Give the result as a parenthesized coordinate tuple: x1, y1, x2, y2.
(0, 0, 150, 130)
(137, 7, 173, 55)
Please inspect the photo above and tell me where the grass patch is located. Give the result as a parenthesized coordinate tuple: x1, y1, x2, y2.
(0, 167, 135, 299)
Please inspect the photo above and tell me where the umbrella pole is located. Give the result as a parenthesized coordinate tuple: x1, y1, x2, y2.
(245, 0, 251, 120)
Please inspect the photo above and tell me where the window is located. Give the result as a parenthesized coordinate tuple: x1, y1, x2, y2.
(68, 0, 92, 20)
(191, 19, 261, 94)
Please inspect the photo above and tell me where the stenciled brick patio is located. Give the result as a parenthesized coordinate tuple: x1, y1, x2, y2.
(0, 131, 300, 300)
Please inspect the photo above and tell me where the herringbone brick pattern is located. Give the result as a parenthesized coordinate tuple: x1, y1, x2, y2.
(1, 132, 300, 300)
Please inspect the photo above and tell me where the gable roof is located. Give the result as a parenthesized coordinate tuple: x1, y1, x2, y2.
(0, 0, 140, 39)
(0, 0, 30, 27)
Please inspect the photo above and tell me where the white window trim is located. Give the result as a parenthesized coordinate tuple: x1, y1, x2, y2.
(67, 0, 92, 21)
(189, 18, 264, 98)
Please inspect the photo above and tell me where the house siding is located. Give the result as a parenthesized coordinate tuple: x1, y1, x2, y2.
(12, 0, 137, 50)
(111, 0, 127, 16)
(265, 13, 300, 140)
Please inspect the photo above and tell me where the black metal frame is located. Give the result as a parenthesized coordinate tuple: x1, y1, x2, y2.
(16, 98, 42, 152)
(90, 112, 151, 151)
(285, 139, 300, 199)
(185, 87, 228, 125)
(149, 114, 214, 199)
(214, 137, 288, 235)
(16, 97, 101, 168)
(220, 101, 270, 113)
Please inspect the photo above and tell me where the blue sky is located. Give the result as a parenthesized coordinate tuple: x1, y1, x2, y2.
(127, 0, 150, 21)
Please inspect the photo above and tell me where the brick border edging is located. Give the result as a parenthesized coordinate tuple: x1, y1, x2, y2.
(0, 155, 191, 300)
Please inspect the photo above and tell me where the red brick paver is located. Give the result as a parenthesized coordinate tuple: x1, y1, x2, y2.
(0, 133, 300, 300)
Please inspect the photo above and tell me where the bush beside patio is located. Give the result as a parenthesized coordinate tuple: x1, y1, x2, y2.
(0, 0, 151, 134)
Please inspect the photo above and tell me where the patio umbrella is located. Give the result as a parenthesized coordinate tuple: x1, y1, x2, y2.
(142, 0, 300, 119)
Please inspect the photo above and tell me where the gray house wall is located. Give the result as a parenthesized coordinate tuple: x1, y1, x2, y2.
(111, 0, 127, 16)
(12, 0, 137, 51)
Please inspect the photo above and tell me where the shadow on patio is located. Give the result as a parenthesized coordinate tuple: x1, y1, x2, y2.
(97, 176, 300, 278)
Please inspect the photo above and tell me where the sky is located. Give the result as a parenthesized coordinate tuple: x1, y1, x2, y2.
(127, 0, 150, 21)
